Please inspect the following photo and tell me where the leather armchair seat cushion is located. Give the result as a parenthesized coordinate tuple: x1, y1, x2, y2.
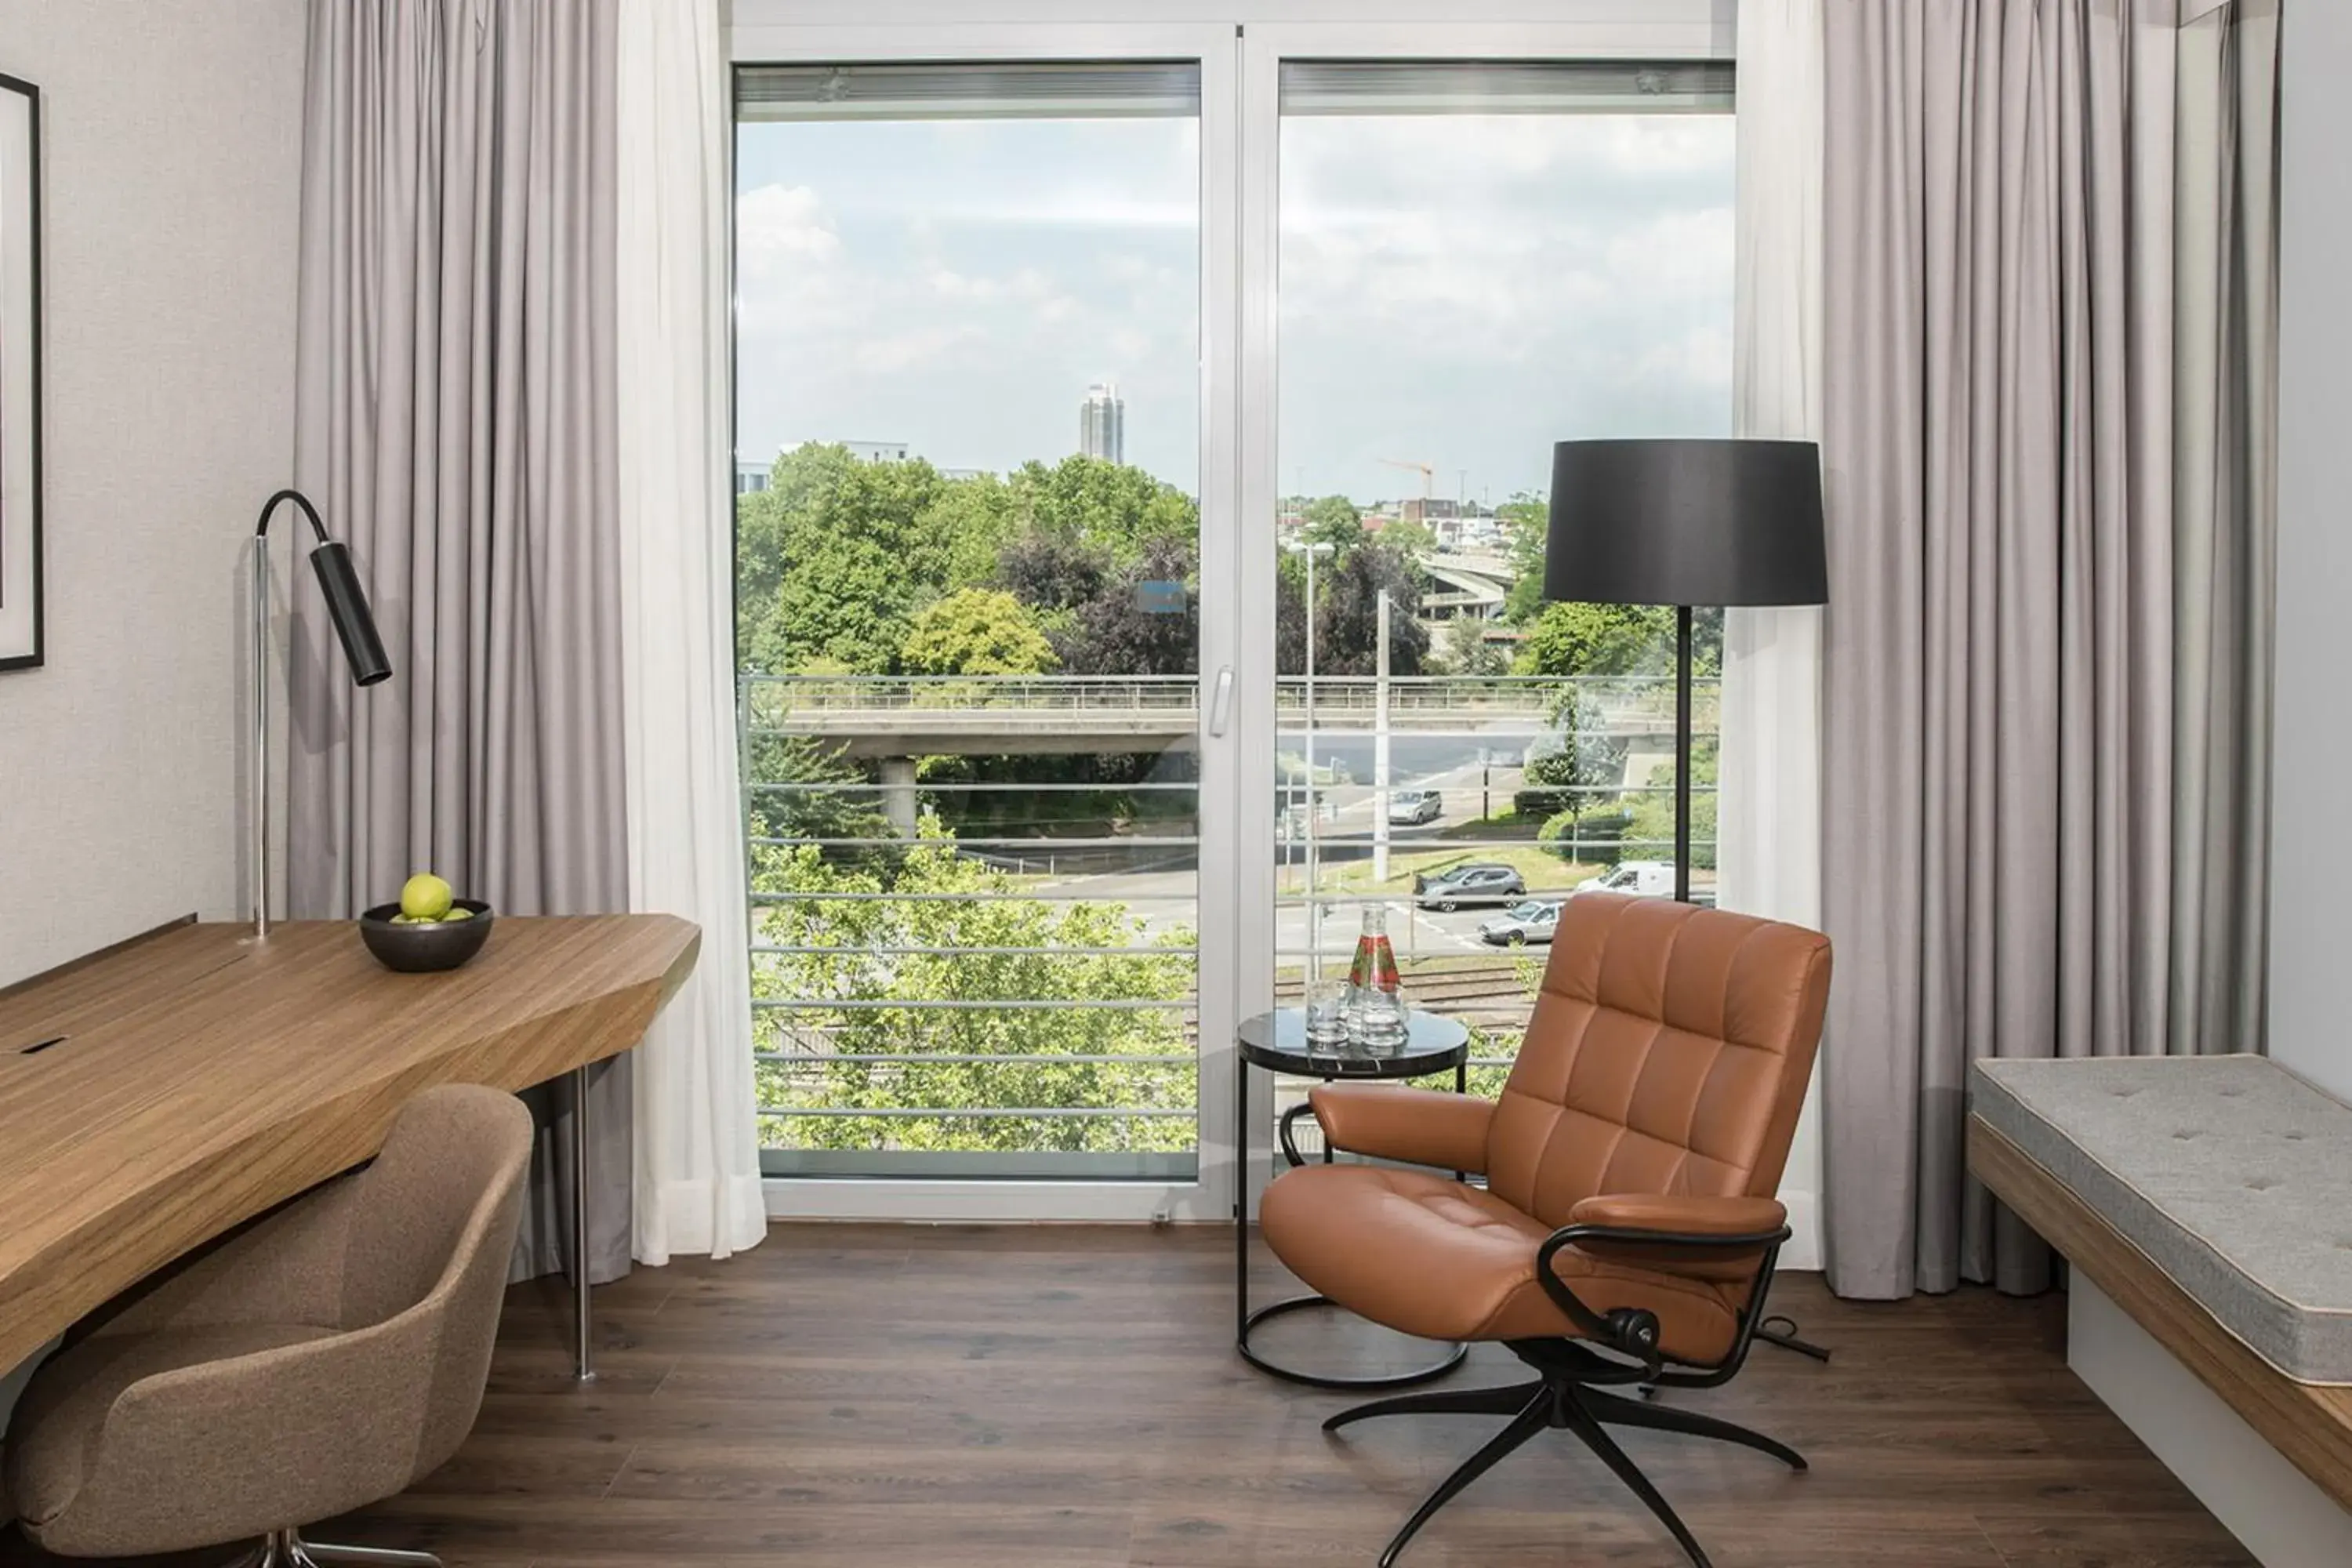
(1259, 1163, 1745, 1364)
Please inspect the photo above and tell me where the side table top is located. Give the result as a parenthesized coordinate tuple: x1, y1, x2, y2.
(1236, 1007, 1469, 1080)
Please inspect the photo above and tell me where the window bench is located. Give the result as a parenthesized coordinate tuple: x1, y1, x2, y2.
(1968, 1055, 2352, 1567)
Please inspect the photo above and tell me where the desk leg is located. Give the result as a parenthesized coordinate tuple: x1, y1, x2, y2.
(572, 1063, 596, 1383)
(1234, 1051, 1249, 1345)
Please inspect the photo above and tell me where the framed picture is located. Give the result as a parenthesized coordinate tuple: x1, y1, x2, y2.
(0, 71, 39, 671)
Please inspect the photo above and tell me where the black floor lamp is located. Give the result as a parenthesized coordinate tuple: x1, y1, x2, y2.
(1541, 439, 1826, 904)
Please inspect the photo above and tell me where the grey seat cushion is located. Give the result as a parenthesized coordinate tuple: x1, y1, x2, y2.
(1973, 1054, 2352, 1385)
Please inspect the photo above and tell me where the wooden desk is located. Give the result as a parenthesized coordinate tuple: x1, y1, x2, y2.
(0, 915, 699, 1377)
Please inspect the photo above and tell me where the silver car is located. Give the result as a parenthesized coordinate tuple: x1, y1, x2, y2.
(1478, 898, 1563, 946)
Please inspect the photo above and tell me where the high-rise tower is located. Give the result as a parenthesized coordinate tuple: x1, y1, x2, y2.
(1078, 382, 1125, 465)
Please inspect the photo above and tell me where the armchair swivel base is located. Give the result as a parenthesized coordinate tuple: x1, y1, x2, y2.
(226, 1530, 442, 1568)
(1324, 1338, 1805, 1568)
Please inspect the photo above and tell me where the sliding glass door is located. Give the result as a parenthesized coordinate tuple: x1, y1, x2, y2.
(728, 12, 1731, 1217)
(731, 36, 1240, 1211)
(1236, 39, 1737, 1171)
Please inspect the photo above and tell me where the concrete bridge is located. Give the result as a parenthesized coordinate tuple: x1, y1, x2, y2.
(742, 674, 1715, 759)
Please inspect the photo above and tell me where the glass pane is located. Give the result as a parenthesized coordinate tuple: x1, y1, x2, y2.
(1272, 61, 1733, 1127)
(734, 63, 1203, 1180)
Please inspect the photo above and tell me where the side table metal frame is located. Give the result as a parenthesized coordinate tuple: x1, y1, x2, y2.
(1234, 1029, 1471, 1390)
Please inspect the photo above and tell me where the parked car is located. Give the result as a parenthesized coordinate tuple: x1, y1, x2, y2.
(1388, 789, 1443, 826)
(1479, 898, 1563, 946)
(1414, 862, 1526, 911)
(1573, 860, 1717, 906)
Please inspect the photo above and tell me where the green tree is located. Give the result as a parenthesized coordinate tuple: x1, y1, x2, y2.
(1497, 491, 1552, 622)
(1015, 455, 1196, 559)
(1378, 517, 1439, 561)
(1302, 494, 1363, 553)
(900, 588, 1057, 677)
(748, 816, 1198, 1154)
(735, 444, 1019, 673)
(1436, 616, 1511, 676)
(1512, 601, 1676, 679)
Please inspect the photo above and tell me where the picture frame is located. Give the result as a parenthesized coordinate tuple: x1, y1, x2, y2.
(0, 70, 41, 671)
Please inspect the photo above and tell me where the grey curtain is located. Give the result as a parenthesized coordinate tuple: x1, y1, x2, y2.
(1820, 0, 2280, 1298)
(288, 0, 632, 1283)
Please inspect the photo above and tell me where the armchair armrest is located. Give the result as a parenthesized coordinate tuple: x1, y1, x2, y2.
(1308, 1083, 1494, 1174)
(1533, 1195, 1792, 1372)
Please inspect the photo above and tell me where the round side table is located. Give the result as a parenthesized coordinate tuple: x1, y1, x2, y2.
(1235, 1007, 1472, 1389)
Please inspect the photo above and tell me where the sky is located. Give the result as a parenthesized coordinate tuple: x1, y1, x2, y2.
(734, 107, 1733, 508)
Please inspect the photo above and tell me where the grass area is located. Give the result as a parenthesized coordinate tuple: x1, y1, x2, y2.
(1277, 840, 1603, 898)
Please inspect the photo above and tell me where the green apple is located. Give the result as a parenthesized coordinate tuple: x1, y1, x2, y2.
(445, 907, 474, 922)
(400, 873, 455, 922)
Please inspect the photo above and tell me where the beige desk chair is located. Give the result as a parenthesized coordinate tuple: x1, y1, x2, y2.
(3, 1083, 534, 1567)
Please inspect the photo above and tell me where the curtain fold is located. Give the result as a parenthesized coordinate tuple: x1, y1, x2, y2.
(616, 0, 768, 1265)
(1722, 0, 1828, 1267)
(1820, 0, 2280, 1299)
(291, 0, 633, 1283)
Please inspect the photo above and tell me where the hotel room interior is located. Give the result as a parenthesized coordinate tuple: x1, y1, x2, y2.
(0, 1, 2343, 1565)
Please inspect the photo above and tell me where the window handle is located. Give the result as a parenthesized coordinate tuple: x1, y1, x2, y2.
(1208, 666, 1236, 737)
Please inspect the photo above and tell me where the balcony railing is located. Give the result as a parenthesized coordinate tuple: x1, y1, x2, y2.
(739, 669, 1715, 1170)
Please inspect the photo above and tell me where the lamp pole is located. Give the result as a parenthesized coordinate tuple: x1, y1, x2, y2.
(1289, 539, 1334, 978)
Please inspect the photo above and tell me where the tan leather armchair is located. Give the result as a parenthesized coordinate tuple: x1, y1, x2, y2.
(1260, 892, 1831, 1568)
(2, 1084, 534, 1567)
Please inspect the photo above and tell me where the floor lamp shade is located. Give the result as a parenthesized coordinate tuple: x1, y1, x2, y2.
(1541, 438, 1826, 909)
(1542, 438, 1826, 609)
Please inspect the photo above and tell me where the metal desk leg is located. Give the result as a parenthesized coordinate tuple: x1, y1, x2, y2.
(572, 1063, 596, 1383)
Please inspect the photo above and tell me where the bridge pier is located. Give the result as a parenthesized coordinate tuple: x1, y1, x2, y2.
(879, 757, 919, 837)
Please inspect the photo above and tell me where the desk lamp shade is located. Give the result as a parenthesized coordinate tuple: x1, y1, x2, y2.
(1542, 438, 1826, 608)
(310, 539, 391, 686)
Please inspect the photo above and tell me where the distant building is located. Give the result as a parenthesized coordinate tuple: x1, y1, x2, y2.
(1078, 383, 1125, 464)
(735, 460, 771, 495)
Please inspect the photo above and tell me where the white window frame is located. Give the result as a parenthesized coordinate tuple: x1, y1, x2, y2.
(731, 2, 1733, 1224)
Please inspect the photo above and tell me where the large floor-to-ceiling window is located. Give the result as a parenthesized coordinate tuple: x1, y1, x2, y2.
(1264, 59, 1733, 1131)
(730, 12, 1733, 1217)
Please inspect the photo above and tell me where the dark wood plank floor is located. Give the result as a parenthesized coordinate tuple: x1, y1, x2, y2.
(5, 1224, 2255, 1567)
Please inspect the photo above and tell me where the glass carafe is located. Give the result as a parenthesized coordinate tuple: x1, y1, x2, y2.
(1343, 905, 1409, 1051)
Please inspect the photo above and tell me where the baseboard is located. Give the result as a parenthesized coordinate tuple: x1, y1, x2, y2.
(2070, 1275, 2352, 1567)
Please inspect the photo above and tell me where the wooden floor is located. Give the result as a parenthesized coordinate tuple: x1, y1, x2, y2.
(5, 1224, 2254, 1568)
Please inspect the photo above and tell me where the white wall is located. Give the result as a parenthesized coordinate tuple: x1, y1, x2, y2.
(0, 0, 307, 1507)
(2270, 0, 2352, 1102)
(0, 0, 307, 988)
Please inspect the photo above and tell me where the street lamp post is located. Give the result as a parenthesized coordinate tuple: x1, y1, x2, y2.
(1288, 539, 1336, 981)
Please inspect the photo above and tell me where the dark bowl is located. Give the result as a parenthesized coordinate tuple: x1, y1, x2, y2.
(358, 898, 495, 973)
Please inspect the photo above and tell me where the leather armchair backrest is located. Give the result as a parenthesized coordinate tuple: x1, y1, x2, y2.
(1485, 893, 1831, 1227)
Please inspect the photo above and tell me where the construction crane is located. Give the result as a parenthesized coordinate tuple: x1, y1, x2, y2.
(1378, 458, 1436, 499)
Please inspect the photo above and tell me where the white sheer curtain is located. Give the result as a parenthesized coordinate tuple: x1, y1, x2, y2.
(1722, 0, 1827, 1267)
(617, 0, 766, 1265)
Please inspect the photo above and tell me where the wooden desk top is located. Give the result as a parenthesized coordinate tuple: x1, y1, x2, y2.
(0, 915, 699, 1371)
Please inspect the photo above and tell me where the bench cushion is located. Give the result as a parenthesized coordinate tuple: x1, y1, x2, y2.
(1973, 1054, 2352, 1386)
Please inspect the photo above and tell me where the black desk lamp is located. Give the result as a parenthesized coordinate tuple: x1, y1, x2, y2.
(252, 488, 390, 938)
(1542, 439, 1826, 903)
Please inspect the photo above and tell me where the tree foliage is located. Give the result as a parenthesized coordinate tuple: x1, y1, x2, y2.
(749, 818, 1197, 1154)
(900, 588, 1056, 677)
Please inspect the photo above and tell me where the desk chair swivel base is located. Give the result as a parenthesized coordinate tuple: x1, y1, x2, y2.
(226, 1530, 441, 1568)
(1325, 1338, 1805, 1568)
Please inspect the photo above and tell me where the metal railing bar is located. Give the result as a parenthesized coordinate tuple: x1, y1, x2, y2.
(750, 890, 1201, 905)
(746, 781, 1201, 793)
(753, 997, 1192, 1012)
(750, 835, 1200, 850)
(756, 1105, 1196, 1120)
(755, 1051, 1194, 1065)
(753, 944, 1195, 958)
